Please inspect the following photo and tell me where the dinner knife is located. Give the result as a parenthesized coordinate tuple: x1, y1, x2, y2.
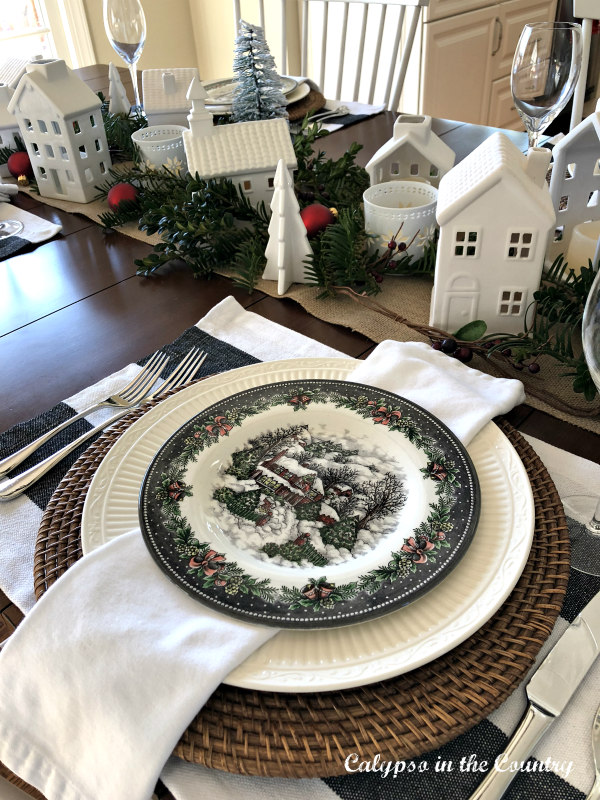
(470, 589, 600, 800)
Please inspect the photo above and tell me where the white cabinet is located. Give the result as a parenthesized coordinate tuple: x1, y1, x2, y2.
(419, 0, 557, 127)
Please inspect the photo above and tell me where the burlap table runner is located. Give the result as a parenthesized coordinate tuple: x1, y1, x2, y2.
(20, 185, 600, 435)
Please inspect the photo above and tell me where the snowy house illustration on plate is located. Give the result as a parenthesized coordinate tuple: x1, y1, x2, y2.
(429, 132, 555, 336)
(365, 114, 455, 189)
(7, 59, 112, 203)
(547, 98, 600, 265)
(182, 77, 296, 208)
(0, 84, 23, 178)
(142, 67, 199, 127)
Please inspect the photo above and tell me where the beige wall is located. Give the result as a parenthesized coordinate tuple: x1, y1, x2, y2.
(83, 0, 199, 70)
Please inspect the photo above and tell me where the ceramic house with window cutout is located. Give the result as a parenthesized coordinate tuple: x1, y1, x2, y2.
(430, 132, 555, 335)
(365, 114, 455, 189)
(182, 78, 296, 208)
(547, 98, 600, 265)
(142, 67, 200, 127)
(7, 59, 112, 203)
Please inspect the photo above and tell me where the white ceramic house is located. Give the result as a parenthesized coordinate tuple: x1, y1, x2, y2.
(142, 68, 199, 127)
(0, 57, 29, 90)
(0, 84, 24, 178)
(182, 78, 296, 208)
(547, 98, 600, 264)
(365, 114, 455, 189)
(430, 132, 555, 335)
(7, 59, 112, 203)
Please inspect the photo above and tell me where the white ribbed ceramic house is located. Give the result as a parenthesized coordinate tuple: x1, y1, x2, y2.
(547, 98, 600, 265)
(8, 59, 111, 203)
(365, 114, 455, 188)
(142, 68, 199, 127)
(430, 133, 555, 335)
(182, 78, 296, 208)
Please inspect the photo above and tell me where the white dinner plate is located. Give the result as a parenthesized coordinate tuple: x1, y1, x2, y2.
(82, 358, 535, 692)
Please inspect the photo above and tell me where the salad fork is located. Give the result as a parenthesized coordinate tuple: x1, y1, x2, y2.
(0, 350, 169, 480)
(0, 348, 207, 501)
(588, 702, 600, 800)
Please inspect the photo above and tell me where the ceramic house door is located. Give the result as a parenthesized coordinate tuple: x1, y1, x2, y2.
(441, 274, 480, 329)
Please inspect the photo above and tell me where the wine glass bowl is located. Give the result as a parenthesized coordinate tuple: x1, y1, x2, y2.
(103, 0, 147, 111)
(511, 22, 583, 149)
(562, 266, 600, 574)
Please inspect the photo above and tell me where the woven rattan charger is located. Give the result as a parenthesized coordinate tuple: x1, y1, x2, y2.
(5, 388, 570, 796)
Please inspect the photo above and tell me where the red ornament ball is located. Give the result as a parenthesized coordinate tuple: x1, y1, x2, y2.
(300, 203, 336, 237)
(7, 151, 33, 179)
(107, 182, 139, 211)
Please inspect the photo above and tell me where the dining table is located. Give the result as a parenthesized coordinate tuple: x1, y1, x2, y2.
(0, 64, 599, 800)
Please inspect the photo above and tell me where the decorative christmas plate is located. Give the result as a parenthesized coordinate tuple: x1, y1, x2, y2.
(138, 379, 480, 629)
(204, 75, 298, 106)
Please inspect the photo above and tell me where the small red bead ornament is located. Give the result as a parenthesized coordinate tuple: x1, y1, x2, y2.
(107, 182, 139, 211)
(7, 151, 33, 180)
(300, 203, 336, 237)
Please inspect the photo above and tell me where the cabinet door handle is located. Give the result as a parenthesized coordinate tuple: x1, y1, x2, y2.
(492, 17, 503, 56)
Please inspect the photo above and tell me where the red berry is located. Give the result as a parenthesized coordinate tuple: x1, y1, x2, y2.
(431, 341, 443, 351)
(388, 240, 397, 250)
(528, 362, 540, 374)
(397, 242, 407, 251)
(454, 346, 473, 363)
(440, 338, 457, 354)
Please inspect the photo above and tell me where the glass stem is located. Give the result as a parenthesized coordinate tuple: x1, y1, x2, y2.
(527, 128, 540, 149)
(589, 496, 600, 533)
(128, 61, 142, 112)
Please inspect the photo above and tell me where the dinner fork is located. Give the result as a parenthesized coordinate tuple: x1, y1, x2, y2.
(0, 348, 207, 501)
(587, 702, 600, 800)
(0, 350, 169, 480)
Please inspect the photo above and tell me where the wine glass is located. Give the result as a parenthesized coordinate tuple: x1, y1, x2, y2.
(511, 22, 583, 149)
(0, 220, 23, 239)
(103, 0, 146, 112)
(562, 266, 600, 575)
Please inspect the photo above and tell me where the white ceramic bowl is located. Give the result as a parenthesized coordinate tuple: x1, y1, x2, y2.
(131, 125, 188, 173)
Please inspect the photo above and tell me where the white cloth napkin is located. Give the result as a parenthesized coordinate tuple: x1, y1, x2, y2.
(0, 300, 525, 800)
(0, 202, 62, 243)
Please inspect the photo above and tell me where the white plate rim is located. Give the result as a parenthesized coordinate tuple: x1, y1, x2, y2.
(81, 358, 535, 692)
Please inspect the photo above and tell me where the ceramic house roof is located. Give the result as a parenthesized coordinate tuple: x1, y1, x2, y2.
(436, 132, 555, 226)
(142, 68, 199, 112)
(366, 114, 455, 173)
(183, 117, 297, 178)
(7, 59, 101, 118)
(551, 98, 600, 158)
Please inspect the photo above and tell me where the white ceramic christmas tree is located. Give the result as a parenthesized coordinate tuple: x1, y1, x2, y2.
(263, 159, 312, 294)
(8, 59, 112, 203)
(108, 62, 131, 116)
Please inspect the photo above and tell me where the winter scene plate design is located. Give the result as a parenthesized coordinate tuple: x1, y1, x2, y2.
(139, 380, 480, 628)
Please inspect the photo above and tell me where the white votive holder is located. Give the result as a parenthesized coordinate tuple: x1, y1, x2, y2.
(363, 180, 438, 259)
(131, 125, 188, 173)
(565, 220, 600, 274)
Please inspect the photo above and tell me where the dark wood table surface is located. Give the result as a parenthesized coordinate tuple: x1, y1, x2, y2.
(0, 65, 598, 800)
(1, 67, 598, 638)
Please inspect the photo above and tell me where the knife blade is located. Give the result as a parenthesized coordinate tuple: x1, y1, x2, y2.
(470, 589, 600, 800)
